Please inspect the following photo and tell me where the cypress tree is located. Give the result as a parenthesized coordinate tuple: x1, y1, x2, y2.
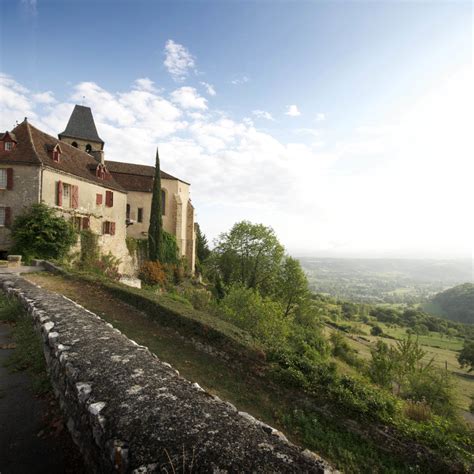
(148, 147, 163, 261)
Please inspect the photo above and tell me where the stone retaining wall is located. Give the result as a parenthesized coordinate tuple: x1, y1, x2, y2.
(0, 275, 333, 473)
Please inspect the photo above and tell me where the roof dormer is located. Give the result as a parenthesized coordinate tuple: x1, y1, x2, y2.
(46, 143, 63, 163)
(0, 131, 18, 152)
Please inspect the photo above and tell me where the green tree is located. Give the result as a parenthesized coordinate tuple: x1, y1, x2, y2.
(195, 223, 211, 263)
(458, 340, 474, 372)
(11, 203, 77, 261)
(368, 340, 396, 389)
(371, 325, 383, 336)
(276, 256, 309, 318)
(148, 148, 163, 262)
(214, 221, 284, 294)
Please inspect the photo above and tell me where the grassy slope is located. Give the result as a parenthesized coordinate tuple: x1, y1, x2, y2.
(333, 322, 473, 411)
(26, 272, 428, 473)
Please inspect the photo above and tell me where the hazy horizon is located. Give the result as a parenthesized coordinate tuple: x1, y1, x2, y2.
(1, 1, 472, 259)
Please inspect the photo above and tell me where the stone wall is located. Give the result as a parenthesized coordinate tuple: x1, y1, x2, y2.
(0, 275, 333, 473)
(0, 164, 41, 252)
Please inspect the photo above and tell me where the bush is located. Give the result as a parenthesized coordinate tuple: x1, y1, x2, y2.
(139, 261, 167, 286)
(185, 288, 212, 310)
(11, 203, 77, 261)
(162, 231, 180, 264)
(371, 325, 383, 336)
(403, 399, 432, 422)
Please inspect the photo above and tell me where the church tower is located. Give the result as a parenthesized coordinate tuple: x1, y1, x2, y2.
(58, 105, 104, 153)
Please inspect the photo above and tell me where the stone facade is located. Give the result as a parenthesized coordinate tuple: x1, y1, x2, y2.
(0, 164, 40, 252)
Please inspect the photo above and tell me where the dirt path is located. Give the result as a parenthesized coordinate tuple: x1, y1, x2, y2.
(0, 322, 84, 474)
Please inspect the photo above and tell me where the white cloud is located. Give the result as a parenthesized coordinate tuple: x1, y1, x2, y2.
(0, 69, 471, 258)
(285, 105, 301, 117)
(133, 78, 157, 93)
(32, 91, 56, 104)
(170, 87, 207, 110)
(163, 40, 196, 82)
(316, 112, 325, 122)
(231, 76, 249, 85)
(252, 110, 274, 121)
(200, 82, 216, 96)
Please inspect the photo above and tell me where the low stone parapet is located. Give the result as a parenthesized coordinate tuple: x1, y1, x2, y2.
(0, 275, 333, 473)
(7, 255, 21, 268)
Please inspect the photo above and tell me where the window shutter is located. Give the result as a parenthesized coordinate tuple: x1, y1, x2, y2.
(57, 181, 63, 206)
(105, 190, 113, 207)
(110, 222, 116, 236)
(96, 193, 103, 205)
(5, 207, 11, 227)
(82, 217, 90, 230)
(6, 168, 13, 190)
(71, 185, 79, 209)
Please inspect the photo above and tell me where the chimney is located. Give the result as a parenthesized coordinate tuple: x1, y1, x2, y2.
(91, 149, 105, 165)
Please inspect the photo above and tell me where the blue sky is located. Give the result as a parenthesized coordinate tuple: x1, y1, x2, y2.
(1, 0, 472, 257)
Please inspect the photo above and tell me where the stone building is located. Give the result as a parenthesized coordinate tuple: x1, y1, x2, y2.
(0, 105, 196, 273)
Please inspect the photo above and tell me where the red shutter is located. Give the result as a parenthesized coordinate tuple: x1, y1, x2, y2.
(4, 207, 11, 227)
(6, 168, 13, 190)
(105, 190, 113, 207)
(71, 185, 79, 209)
(82, 217, 90, 230)
(110, 222, 116, 236)
(96, 193, 103, 205)
(57, 181, 63, 206)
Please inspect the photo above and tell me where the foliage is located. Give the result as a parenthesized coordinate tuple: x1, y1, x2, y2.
(370, 325, 383, 336)
(275, 256, 309, 318)
(432, 283, 474, 324)
(213, 221, 284, 294)
(80, 229, 100, 266)
(11, 203, 77, 261)
(403, 399, 432, 422)
(368, 340, 396, 389)
(0, 294, 50, 394)
(330, 331, 362, 368)
(458, 340, 474, 372)
(139, 260, 167, 286)
(184, 288, 212, 311)
(195, 223, 211, 263)
(161, 231, 180, 264)
(148, 148, 163, 261)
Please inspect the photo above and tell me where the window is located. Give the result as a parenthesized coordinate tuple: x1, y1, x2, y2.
(126, 204, 130, 220)
(161, 189, 166, 216)
(137, 207, 143, 223)
(85, 144, 92, 153)
(0, 207, 10, 227)
(105, 190, 114, 207)
(0, 169, 6, 189)
(96, 193, 103, 206)
(4, 142, 13, 151)
(57, 182, 78, 208)
(102, 221, 116, 235)
(71, 142, 78, 148)
(63, 183, 71, 202)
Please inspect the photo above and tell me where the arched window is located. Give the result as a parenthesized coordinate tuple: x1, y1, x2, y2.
(71, 141, 78, 148)
(85, 144, 92, 153)
(161, 189, 166, 216)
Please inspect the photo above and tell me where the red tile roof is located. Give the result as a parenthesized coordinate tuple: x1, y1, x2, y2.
(0, 120, 125, 192)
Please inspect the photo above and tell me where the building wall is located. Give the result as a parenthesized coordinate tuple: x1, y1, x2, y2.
(125, 179, 196, 270)
(0, 164, 41, 252)
(41, 168, 132, 274)
(60, 137, 102, 153)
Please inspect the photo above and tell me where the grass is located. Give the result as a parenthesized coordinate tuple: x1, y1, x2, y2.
(0, 293, 51, 394)
(25, 271, 440, 473)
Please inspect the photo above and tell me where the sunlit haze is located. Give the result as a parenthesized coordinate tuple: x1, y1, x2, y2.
(1, 0, 472, 258)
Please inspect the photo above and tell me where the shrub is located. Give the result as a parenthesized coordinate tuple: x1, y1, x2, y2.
(11, 203, 77, 261)
(162, 231, 180, 264)
(371, 325, 383, 336)
(403, 399, 432, 422)
(139, 261, 167, 286)
(185, 288, 212, 310)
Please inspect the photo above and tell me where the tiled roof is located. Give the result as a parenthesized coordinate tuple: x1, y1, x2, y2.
(0, 120, 125, 192)
(58, 105, 104, 145)
(105, 160, 189, 192)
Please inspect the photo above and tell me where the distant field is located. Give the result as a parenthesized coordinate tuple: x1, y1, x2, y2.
(301, 257, 472, 304)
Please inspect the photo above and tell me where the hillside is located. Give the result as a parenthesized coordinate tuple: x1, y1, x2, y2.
(300, 258, 472, 304)
(429, 283, 474, 325)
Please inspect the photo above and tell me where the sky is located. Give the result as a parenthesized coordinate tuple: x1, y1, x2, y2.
(0, 0, 472, 258)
